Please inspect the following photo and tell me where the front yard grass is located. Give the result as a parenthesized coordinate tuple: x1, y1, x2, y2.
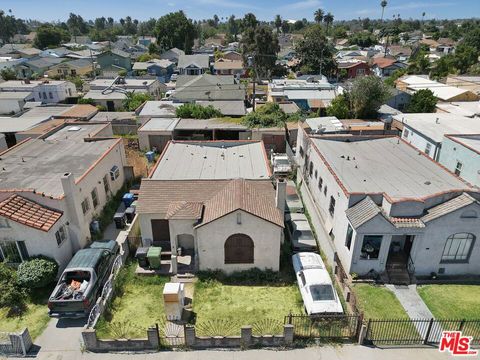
(417, 285, 480, 319)
(193, 277, 303, 336)
(0, 286, 52, 339)
(352, 284, 409, 319)
(96, 261, 169, 339)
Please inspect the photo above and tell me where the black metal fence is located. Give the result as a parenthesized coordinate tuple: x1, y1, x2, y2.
(365, 318, 480, 346)
(285, 314, 362, 340)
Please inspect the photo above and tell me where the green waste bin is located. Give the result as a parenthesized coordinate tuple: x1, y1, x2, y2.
(147, 247, 162, 269)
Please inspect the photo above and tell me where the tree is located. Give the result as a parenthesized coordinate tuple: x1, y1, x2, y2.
(350, 75, 391, 118)
(281, 20, 290, 34)
(67, 13, 88, 42)
(463, 27, 480, 52)
(324, 13, 334, 35)
(407, 89, 437, 113)
(314, 9, 324, 24)
(155, 11, 196, 53)
(242, 13, 258, 30)
(122, 92, 152, 111)
(380, 1, 388, 22)
(0, 10, 17, 43)
(274, 15, 282, 34)
(326, 94, 351, 119)
(241, 25, 279, 79)
(295, 24, 336, 76)
(422, 12, 426, 25)
(17, 256, 58, 289)
(34, 25, 70, 49)
(0, 67, 17, 80)
(213, 14, 220, 28)
(242, 102, 287, 128)
(228, 15, 239, 40)
(0, 263, 26, 315)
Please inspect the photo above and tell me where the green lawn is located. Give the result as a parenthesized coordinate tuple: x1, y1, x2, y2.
(353, 284, 409, 319)
(96, 262, 169, 339)
(0, 286, 52, 339)
(193, 279, 303, 336)
(418, 285, 480, 319)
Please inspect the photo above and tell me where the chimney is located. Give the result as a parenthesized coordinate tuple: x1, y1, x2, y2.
(275, 178, 286, 213)
(61, 172, 84, 251)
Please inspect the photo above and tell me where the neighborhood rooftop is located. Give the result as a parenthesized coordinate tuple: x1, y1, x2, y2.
(309, 136, 471, 200)
(394, 113, 480, 143)
(0, 123, 119, 197)
(150, 141, 271, 180)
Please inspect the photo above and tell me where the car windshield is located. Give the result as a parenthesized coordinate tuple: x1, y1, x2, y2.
(310, 285, 335, 301)
(295, 230, 313, 240)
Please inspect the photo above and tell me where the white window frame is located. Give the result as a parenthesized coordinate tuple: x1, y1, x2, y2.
(55, 225, 67, 246)
(441, 233, 474, 263)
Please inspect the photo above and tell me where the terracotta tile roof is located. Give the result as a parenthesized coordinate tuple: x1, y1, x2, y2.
(389, 217, 425, 228)
(137, 179, 275, 217)
(373, 57, 397, 69)
(422, 193, 478, 223)
(165, 201, 203, 220)
(198, 179, 284, 228)
(345, 197, 383, 228)
(0, 195, 63, 232)
(59, 105, 98, 119)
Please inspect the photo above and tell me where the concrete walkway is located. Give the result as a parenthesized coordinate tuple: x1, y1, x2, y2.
(386, 284, 435, 320)
(29, 344, 456, 360)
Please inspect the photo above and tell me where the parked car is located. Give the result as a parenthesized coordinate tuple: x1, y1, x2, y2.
(292, 252, 343, 315)
(48, 240, 119, 318)
(286, 180, 304, 214)
(271, 153, 292, 175)
(286, 213, 317, 252)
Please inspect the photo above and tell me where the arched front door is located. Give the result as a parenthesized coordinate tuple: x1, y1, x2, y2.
(224, 234, 254, 264)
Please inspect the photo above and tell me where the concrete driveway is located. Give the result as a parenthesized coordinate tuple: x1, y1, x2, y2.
(33, 317, 86, 359)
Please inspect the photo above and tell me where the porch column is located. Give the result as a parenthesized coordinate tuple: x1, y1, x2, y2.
(379, 235, 393, 268)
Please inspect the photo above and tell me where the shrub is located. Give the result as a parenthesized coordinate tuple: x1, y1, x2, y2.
(0, 263, 26, 314)
(242, 102, 287, 128)
(175, 103, 223, 119)
(17, 256, 58, 289)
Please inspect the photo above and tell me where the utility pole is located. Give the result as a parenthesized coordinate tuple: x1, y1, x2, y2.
(248, 52, 257, 112)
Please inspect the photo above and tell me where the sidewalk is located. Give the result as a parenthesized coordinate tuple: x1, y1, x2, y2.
(32, 344, 456, 360)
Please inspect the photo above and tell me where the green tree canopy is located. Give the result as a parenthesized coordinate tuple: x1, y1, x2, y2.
(295, 24, 336, 76)
(34, 25, 70, 49)
(326, 94, 351, 119)
(241, 25, 279, 79)
(155, 11, 196, 53)
(350, 75, 392, 118)
(122, 92, 152, 111)
(175, 103, 222, 119)
(407, 89, 437, 113)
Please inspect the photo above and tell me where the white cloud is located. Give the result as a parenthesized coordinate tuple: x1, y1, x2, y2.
(280, 0, 322, 11)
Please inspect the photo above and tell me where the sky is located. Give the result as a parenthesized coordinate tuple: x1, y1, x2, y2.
(1, 0, 479, 23)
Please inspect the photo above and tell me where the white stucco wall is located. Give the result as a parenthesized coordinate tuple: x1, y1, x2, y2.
(0, 99, 23, 114)
(0, 215, 74, 271)
(196, 210, 282, 272)
(402, 125, 439, 160)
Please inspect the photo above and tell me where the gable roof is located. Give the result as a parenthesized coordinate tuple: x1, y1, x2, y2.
(165, 201, 204, 220)
(0, 195, 63, 232)
(422, 193, 478, 223)
(197, 179, 283, 228)
(137, 179, 276, 218)
(345, 196, 383, 228)
(177, 54, 210, 69)
(373, 57, 398, 69)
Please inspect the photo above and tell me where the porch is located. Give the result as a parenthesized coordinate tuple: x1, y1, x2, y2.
(383, 235, 416, 285)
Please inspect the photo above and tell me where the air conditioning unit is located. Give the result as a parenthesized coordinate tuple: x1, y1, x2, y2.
(110, 165, 120, 181)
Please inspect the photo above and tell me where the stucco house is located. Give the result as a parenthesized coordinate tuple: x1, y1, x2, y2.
(0, 123, 127, 270)
(296, 128, 480, 283)
(96, 49, 132, 74)
(438, 134, 480, 187)
(177, 54, 210, 75)
(15, 57, 64, 79)
(45, 58, 94, 79)
(137, 140, 285, 273)
(214, 59, 244, 76)
(160, 48, 185, 64)
(132, 59, 175, 82)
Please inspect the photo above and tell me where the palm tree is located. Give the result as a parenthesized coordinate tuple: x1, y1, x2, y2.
(274, 15, 282, 33)
(422, 12, 426, 25)
(380, 0, 387, 22)
(314, 9, 324, 24)
(324, 13, 334, 35)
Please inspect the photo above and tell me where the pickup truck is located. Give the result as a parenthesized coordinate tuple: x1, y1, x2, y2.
(48, 240, 119, 318)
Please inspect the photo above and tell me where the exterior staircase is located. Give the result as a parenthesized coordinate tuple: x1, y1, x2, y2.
(386, 262, 411, 285)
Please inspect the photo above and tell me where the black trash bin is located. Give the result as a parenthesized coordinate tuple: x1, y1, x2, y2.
(136, 247, 149, 268)
(125, 207, 135, 224)
(114, 212, 126, 229)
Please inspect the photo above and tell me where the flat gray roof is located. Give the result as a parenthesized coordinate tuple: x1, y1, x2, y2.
(138, 101, 181, 118)
(139, 118, 179, 132)
(0, 106, 72, 133)
(310, 136, 471, 200)
(90, 111, 135, 122)
(394, 113, 480, 143)
(447, 134, 480, 154)
(0, 91, 32, 99)
(151, 141, 270, 180)
(0, 124, 119, 197)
